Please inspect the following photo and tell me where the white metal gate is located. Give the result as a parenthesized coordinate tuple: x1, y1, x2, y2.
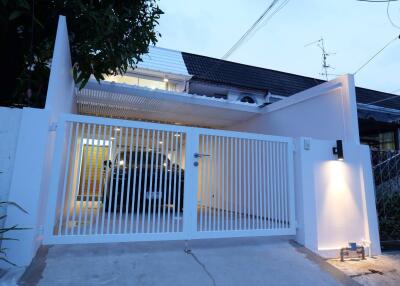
(44, 114, 295, 244)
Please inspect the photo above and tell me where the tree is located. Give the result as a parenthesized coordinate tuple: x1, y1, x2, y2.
(0, 0, 163, 107)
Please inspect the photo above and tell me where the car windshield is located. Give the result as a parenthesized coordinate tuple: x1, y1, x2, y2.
(115, 151, 171, 167)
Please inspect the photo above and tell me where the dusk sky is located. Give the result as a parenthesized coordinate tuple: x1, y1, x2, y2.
(156, 0, 400, 95)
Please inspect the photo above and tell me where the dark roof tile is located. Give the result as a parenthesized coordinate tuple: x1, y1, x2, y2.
(182, 52, 399, 110)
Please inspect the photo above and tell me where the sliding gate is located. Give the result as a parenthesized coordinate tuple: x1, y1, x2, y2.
(44, 114, 295, 244)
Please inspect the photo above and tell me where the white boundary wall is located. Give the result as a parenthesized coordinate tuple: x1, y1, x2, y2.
(0, 107, 22, 227)
(230, 75, 381, 257)
(3, 16, 76, 267)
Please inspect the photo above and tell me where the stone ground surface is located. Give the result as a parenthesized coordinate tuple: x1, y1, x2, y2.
(2, 237, 359, 286)
(328, 251, 400, 286)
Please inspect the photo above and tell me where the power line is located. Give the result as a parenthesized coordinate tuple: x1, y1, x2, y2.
(357, 0, 398, 3)
(353, 35, 400, 75)
(222, 0, 289, 60)
(363, 88, 400, 106)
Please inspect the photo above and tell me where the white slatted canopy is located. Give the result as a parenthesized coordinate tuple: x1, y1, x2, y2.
(76, 81, 262, 128)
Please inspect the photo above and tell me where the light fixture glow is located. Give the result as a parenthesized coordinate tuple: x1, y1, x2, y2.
(110, 137, 115, 140)
(159, 141, 163, 144)
(115, 128, 120, 131)
(119, 160, 124, 166)
(163, 78, 169, 82)
(174, 134, 180, 137)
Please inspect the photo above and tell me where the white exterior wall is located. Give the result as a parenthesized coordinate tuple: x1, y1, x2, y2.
(3, 16, 76, 267)
(294, 138, 380, 257)
(231, 75, 360, 143)
(231, 75, 380, 257)
(0, 107, 22, 227)
(45, 16, 76, 120)
(2, 108, 51, 266)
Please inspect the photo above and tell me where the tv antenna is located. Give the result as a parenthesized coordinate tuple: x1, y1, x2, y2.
(305, 38, 335, 80)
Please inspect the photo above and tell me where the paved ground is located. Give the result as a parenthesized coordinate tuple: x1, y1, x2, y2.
(7, 237, 359, 286)
(328, 251, 400, 286)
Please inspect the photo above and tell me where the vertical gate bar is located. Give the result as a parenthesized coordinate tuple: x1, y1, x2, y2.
(112, 127, 122, 234)
(270, 142, 275, 229)
(141, 129, 150, 233)
(199, 135, 205, 231)
(281, 143, 285, 229)
(70, 123, 85, 235)
(64, 123, 80, 235)
(241, 139, 249, 229)
(161, 131, 170, 232)
(251, 140, 256, 230)
(146, 129, 156, 233)
(124, 128, 134, 234)
(166, 131, 175, 233)
(212, 136, 217, 231)
(275, 142, 282, 229)
(106, 127, 118, 233)
(101, 125, 113, 234)
(246, 139, 251, 230)
(255, 140, 260, 229)
(88, 124, 102, 234)
(77, 123, 91, 235)
(216, 136, 220, 231)
(118, 127, 129, 234)
(112, 126, 123, 234)
(266, 141, 271, 229)
(83, 123, 97, 234)
(205, 135, 211, 231)
(262, 141, 267, 229)
(237, 138, 241, 230)
(229, 137, 233, 231)
(157, 131, 165, 233)
(171, 131, 179, 232)
(135, 128, 145, 233)
(222, 136, 226, 231)
(273, 142, 278, 229)
(176, 132, 183, 232)
(130, 128, 140, 233)
(283, 143, 288, 228)
(57, 122, 73, 235)
(250, 139, 254, 229)
(95, 124, 107, 234)
(257, 140, 262, 229)
(152, 130, 160, 233)
(279, 143, 283, 229)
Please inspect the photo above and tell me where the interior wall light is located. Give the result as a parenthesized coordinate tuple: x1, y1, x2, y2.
(332, 139, 344, 161)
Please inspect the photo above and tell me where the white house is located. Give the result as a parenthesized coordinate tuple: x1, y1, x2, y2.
(2, 16, 380, 267)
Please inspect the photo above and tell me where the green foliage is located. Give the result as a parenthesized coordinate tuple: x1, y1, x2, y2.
(0, 201, 29, 266)
(376, 190, 400, 241)
(0, 0, 163, 107)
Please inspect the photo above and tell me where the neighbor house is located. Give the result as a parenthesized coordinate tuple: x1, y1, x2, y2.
(2, 17, 381, 267)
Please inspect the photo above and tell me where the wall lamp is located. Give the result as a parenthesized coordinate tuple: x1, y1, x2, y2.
(332, 140, 344, 161)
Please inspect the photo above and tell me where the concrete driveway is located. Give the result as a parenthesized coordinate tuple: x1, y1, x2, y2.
(17, 237, 357, 286)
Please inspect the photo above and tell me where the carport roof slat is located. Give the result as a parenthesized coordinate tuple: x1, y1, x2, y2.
(76, 81, 262, 128)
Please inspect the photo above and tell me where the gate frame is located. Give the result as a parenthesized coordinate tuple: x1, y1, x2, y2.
(44, 113, 296, 244)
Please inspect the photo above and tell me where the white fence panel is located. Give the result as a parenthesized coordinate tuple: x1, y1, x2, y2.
(194, 131, 295, 238)
(45, 114, 295, 244)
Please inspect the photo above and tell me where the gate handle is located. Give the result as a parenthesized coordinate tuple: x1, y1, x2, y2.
(194, 153, 210, 158)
